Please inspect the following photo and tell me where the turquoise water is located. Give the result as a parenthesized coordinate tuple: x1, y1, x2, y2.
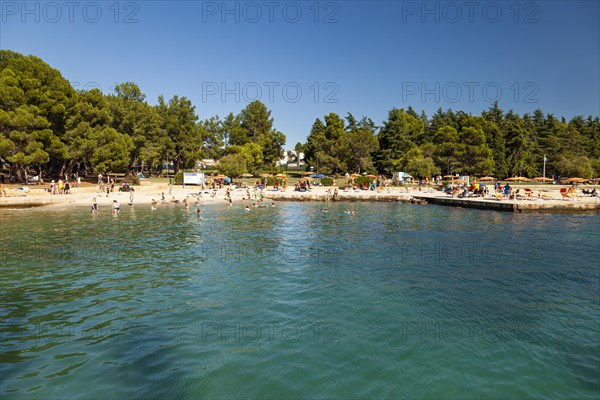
(1, 203, 599, 399)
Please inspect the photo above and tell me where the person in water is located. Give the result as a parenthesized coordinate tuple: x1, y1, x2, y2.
(91, 197, 98, 213)
(112, 199, 120, 213)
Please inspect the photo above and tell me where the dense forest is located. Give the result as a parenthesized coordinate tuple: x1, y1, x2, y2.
(1, 50, 599, 183)
(305, 107, 600, 179)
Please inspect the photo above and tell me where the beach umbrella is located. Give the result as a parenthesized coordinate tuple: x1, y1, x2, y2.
(478, 176, 496, 181)
(506, 176, 529, 182)
(443, 175, 457, 179)
(310, 173, 326, 179)
(566, 177, 586, 183)
(260, 173, 272, 178)
(533, 177, 553, 182)
(275, 174, 287, 178)
(240, 173, 253, 178)
(214, 174, 227, 179)
(364, 174, 377, 178)
(302, 172, 313, 176)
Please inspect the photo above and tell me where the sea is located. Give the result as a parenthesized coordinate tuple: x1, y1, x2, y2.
(1, 202, 599, 399)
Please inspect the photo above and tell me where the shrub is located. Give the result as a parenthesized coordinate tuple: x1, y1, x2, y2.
(321, 177, 334, 186)
(173, 171, 183, 185)
(354, 176, 375, 187)
(122, 174, 140, 185)
(266, 177, 286, 186)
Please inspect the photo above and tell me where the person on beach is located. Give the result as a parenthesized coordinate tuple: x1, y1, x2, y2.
(112, 200, 120, 213)
(91, 197, 98, 213)
(0, 183, 6, 197)
(161, 192, 166, 204)
(64, 180, 70, 194)
(98, 173, 103, 184)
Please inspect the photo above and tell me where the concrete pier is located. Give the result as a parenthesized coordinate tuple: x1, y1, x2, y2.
(412, 194, 600, 213)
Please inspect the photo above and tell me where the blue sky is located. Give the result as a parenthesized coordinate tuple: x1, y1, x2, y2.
(1, 0, 599, 147)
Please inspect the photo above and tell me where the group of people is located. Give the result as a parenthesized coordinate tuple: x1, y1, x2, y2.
(49, 179, 72, 195)
(91, 197, 120, 213)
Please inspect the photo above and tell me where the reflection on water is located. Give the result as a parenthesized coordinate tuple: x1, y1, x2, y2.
(1, 204, 599, 399)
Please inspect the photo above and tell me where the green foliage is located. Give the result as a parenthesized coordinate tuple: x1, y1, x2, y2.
(226, 143, 263, 172)
(122, 174, 140, 185)
(173, 171, 183, 185)
(401, 148, 440, 178)
(217, 153, 247, 177)
(556, 156, 595, 178)
(321, 177, 334, 186)
(375, 108, 422, 173)
(1, 51, 598, 183)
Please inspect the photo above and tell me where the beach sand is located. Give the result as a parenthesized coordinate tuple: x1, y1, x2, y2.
(1, 182, 599, 212)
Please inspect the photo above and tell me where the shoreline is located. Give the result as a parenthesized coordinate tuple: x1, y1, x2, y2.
(1, 182, 599, 213)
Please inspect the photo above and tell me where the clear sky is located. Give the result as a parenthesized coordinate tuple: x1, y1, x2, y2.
(1, 0, 599, 147)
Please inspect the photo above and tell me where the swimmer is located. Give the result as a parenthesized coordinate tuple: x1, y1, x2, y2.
(321, 208, 328, 212)
(244, 206, 251, 212)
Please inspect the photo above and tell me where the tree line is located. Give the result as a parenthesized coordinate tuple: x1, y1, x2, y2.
(0, 50, 285, 182)
(304, 107, 599, 179)
(1, 50, 598, 182)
